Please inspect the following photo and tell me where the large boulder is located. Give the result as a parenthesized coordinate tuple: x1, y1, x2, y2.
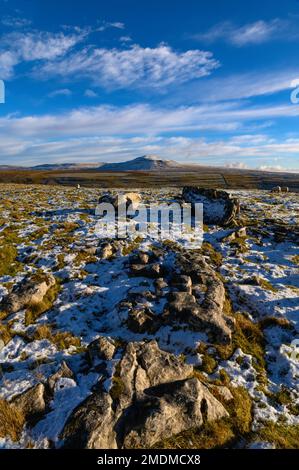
(61, 341, 227, 448)
(1, 273, 56, 314)
(182, 187, 240, 226)
(123, 378, 228, 448)
(98, 192, 141, 211)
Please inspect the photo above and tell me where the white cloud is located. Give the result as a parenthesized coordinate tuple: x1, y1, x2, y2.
(195, 19, 290, 46)
(84, 89, 98, 98)
(0, 103, 298, 169)
(119, 36, 132, 43)
(0, 29, 86, 79)
(48, 88, 72, 98)
(179, 69, 298, 103)
(1, 15, 32, 28)
(36, 44, 220, 89)
(96, 21, 125, 31)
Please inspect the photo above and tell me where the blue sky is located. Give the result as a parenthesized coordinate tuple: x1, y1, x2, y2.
(0, 0, 299, 170)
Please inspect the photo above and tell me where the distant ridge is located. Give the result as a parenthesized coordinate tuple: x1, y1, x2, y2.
(98, 155, 181, 171)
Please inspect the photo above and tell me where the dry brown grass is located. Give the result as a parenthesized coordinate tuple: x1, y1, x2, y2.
(0, 398, 25, 441)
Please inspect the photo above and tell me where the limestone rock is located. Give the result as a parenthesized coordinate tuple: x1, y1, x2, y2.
(130, 263, 161, 278)
(61, 341, 229, 449)
(12, 383, 46, 420)
(123, 378, 228, 448)
(47, 361, 74, 394)
(182, 187, 240, 226)
(88, 336, 116, 363)
(1, 273, 56, 314)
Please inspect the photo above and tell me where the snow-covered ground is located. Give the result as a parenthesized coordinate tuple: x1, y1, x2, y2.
(0, 185, 298, 448)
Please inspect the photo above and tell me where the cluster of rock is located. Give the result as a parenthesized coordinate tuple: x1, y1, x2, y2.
(124, 246, 234, 345)
(182, 187, 240, 226)
(9, 361, 74, 424)
(271, 186, 289, 193)
(61, 340, 228, 448)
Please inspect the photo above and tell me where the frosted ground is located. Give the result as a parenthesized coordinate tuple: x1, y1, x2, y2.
(0, 184, 298, 448)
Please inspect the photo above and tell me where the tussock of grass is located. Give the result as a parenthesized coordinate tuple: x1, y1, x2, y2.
(201, 242, 223, 267)
(0, 398, 25, 441)
(259, 316, 293, 330)
(33, 325, 81, 351)
(217, 313, 266, 380)
(0, 324, 13, 344)
(251, 422, 299, 449)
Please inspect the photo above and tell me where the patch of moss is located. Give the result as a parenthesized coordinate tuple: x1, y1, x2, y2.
(257, 278, 278, 293)
(201, 242, 223, 267)
(198, 353, 217, 374)
(229, 236, 248, 254)
(0, 244, 22, 277)
(0, 324, 13, 345)
(217, 313, 266, 380)
(110, 362, 125, 401)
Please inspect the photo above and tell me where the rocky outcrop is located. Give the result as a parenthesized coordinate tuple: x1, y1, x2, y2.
(163, 250, 234, 344)
(11, 383, 46, 421)
(61, 341, 228, 448)
(1, 273, 56, 314)
(182, 187, 240, 226)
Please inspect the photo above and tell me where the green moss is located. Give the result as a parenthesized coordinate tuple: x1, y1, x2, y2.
(201, 242, 223, 267)
(198, 353, 217, 374)
(217, 313, 266, 380)
(0, 244, 22, 277)
(257, 278, 278, 293)
(229, 236, 249, 254)
(110, 362, 125, 401)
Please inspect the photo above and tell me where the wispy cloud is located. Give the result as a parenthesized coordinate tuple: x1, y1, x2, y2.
(48, 88, 72, 98)
(84, 89, 98, 98)
(194, 19, 291, 46)
(1, 15, 32, 28)
(35, 44, 220, 89)
(0, 29, 85, 79)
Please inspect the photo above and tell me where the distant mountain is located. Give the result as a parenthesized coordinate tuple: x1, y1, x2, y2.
(98, 155, 181, 171)
(0, 156, 180, 171)
(31, 162, 103, 170)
